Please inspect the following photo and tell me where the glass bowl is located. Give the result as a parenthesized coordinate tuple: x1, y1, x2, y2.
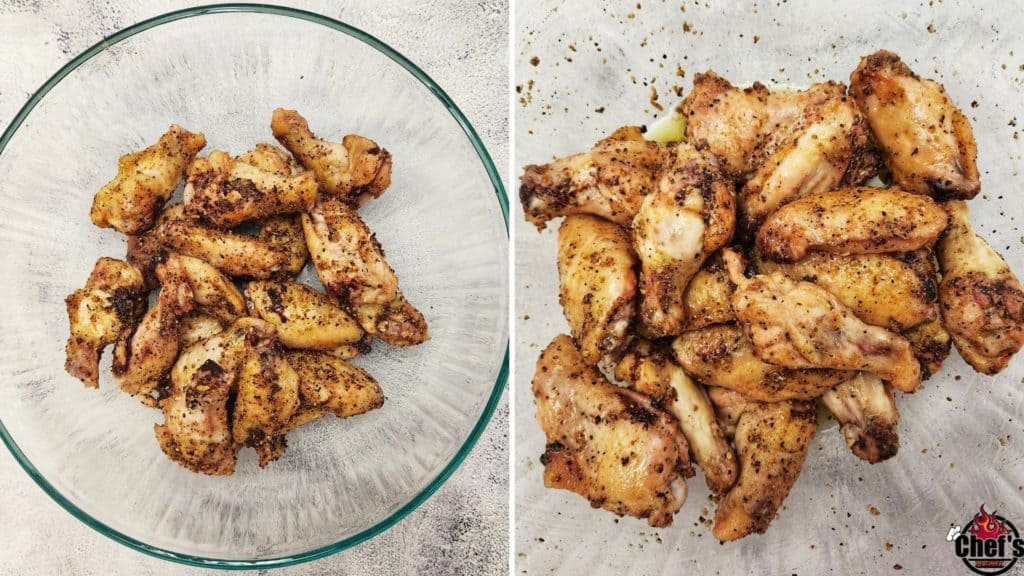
(0, 4, 508, 569)
(515, 1, 1023, 574)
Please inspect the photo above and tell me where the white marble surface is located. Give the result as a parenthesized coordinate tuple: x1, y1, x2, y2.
(0, 1, 508, 574)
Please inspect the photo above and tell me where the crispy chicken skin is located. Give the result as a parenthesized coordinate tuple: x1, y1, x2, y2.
(533, 335, 693, 527)
(271, 108, 392, 207)
(756, 187, 948, 263)
(672, 324, 851, 401)
(245, 279, 364, 351)
(682, 72, 769, 178)
(707, 387, 817, 541)
(616, 340, 738, 494)
(754, 250, 937, 331)
(112, 265, 193, 398)
(900, 249, 952, 377)
(557, 214, 638, 365)
(850, 50, 980, 200)
(725, 249, 921, 392)
(633, 144, 735, 337)
(231, 323, 300, 467)
(519, 127, 672, 228)
(821, 372, 899, 463)
(255, 216, 308, 276)
(286, 350, 385, 418)
(183, 148, 317, 228)
(90, 124, 206, 235)
(350, 292, 429, 346)
(154, 204, 288, 278)
(740, 96, 861, 234)
(937, 201, 1024, 374)
(179, 313, 224, 348)
(163, 254, 246, 324)
(154, 319, 254, 475)
(64, 258, 147, 388)
(126, 230, 167, 290)
(680, 251, 736, 331)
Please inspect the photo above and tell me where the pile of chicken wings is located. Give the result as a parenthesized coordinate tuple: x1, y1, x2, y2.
(65, 109, 428, 475)
(521, 50, 1024, 540)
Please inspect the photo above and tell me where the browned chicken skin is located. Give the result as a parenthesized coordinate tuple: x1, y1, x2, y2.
(556, 214, 638, 365)
(679, 251, 736, 331)
(937, 201, 1024, 374)
(255, 216, 309, 277)
(286, 350, 385, 419)
(708, 387, 817, 541)
(271, 108, 392, 207)
(850, 50, 980, 200)
(672, 324, 851, 402)
(682, 72, 769, 179)
(64, 258, 147, 388)
(90, 124, 206, 235)
(725, 249, 922, 392)
(519, 127, 673, 228)
(632, 144, 735, 337)
(616, 340, 738, 494)
(245, 279, 364, 352)
(534, 335, 693, 527)
(821, 372, 900, 463)
(756, 187, 948, 263)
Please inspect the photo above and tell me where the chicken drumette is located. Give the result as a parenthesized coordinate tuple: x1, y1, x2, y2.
(821, 372, 900, 463)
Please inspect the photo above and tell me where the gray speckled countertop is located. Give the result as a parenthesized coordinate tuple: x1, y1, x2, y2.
(0, 1, 508, 574)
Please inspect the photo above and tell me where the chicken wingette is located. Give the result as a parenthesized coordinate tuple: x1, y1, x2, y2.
(255, 215, 308, 276)
(633, 143, 735, 337)
(556, 214, 638, 365)
(519, 126, 673, 228)
(681, 72, 769, 179)
(245, 279, 365, 352)
(534, 335, 693, 527)
(756, 187, 948, 263)
(90, 124, 206, 235)
(271, 108, 392, 207)
(708, 387, 817, 541)
(679, 251, 736, 331)
(616, 340, 737, 494)
(672, 324, 851, 401)
(850, 50, 980, 200)
(64, 258, 147, 388)
(821, 372, 900, 463)
(725, 249, 922, 392)
(937, 201, 1024, 374)
(285, 350, 385, 419)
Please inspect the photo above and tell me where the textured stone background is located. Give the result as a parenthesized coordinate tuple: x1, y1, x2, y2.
(0, 1, 509, 574)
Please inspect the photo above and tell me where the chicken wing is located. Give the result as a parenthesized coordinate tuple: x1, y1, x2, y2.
(681, 72, 769, 178)
(724, 249, 922, 392)
(245, 279, 364, 351)
(519, 126, 673, 228)
(756, 187, 948, 263)
(616, 340, 737, 494)
(232, 322, 300, 467)
(633, 144, 735, 337)
(903, 313, 952, 379)
(183, 149, 317, 229)
(179, 313, 224, 348)
(90, 124, 206, 235)
(285, 350, 384, 418)
(754, 250, 937, 331)
(162, 253, 246, 324)
(112, 265, 194, 399)
(126, 230, 167, 290)
(302, 196, 429, 345)
(271, 108, 392, 207)
(937, 201, 1024, 374)
(740, 96, 861, 234)
(821, 372, 899, 463)
(556, 214, 638, 365)
(154, 204, 288, 278)
(154, 319, 255, 475)
(533, 335, 693, 527)
(64, 258, 147, 388)
(850, 50, 980, 199)
(672, 324, 851, 401)
(255, 216, 308, 276)
(707, 387, 817, 541)
(680, 251, 735, 331)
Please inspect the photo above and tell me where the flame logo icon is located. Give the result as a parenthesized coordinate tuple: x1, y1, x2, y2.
(971, 505, 1010, 541)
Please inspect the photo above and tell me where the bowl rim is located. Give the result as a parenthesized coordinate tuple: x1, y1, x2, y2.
(0, 2, 509, 569)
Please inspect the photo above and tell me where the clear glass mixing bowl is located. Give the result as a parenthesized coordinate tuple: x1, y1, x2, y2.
(0, 4, 508, 569)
